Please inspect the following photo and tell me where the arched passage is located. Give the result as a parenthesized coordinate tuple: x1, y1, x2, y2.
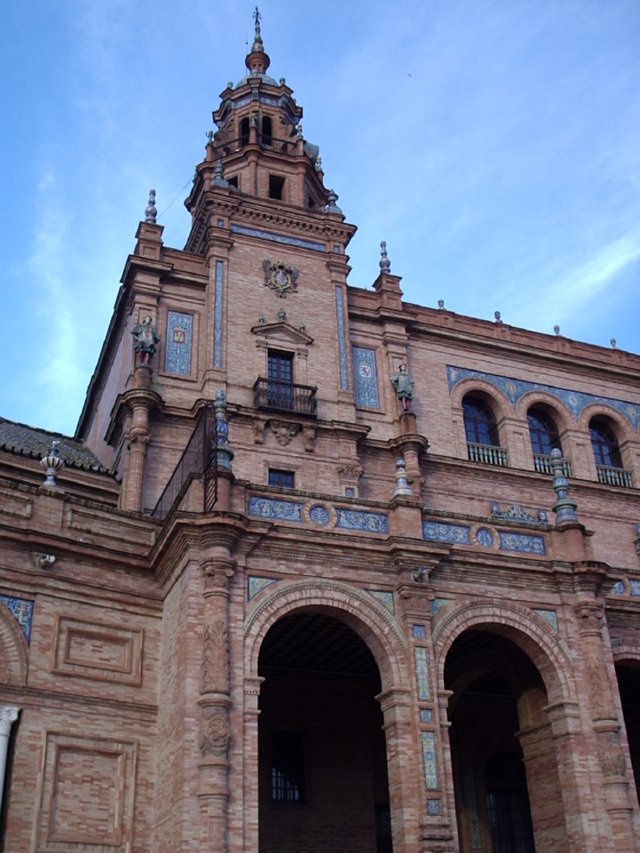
(258, 612, 392, 852)
(615, 659, 640, 807)
(433, 602, 594, 852)
(244, 580, 415, 853)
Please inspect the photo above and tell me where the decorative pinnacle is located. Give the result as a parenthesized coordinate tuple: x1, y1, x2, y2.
(379, 241, 391, 274)
(245, 7, 270, 74)
(252, 6, 263, 48)
(554, 325, 560, 335)
(144, 189, 157, 224)
(550, 448, 578, 525)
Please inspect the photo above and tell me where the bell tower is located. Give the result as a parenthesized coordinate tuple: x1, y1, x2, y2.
(184, 8, 337, 254)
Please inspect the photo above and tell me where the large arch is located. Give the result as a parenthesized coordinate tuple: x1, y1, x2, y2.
(432, 599, 574, 703)
(243, 579, 415, 853)
(244, 578, 408, 690)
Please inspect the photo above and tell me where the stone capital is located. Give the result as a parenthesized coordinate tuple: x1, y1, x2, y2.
(0, 706, 19, 737)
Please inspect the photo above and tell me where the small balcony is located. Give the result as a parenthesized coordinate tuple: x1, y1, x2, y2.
(467, 442, 508, 467)
(596, 464, 633, 488)
(253, 377, 317, 417)
(534, 453, 572, 476)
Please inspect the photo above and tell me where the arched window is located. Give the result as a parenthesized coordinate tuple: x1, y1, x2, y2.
(261, 116, 273, 146)
(589, 417, 630, 486)
(528, 407, 565, 474)
(463, 395, 506, 466)
(463, 396, 499, 446)
(240, 117, 250, 147)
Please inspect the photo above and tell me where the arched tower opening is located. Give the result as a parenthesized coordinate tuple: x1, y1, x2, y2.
(257, 611, 393, 853)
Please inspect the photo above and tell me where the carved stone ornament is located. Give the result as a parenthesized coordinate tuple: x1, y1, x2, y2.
(198, 705, 231, 757)
(269, 420, 300, 446)
(201, 618, 230, 695)
(263, 259, 299, 298)
(597, 730, 626, 777)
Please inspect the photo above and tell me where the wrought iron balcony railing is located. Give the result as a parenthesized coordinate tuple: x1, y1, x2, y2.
(596, 464, 633, 488)
(253, 378, 317, 417)
(534, 453, 572, 476)
(467, 442, 508, 467)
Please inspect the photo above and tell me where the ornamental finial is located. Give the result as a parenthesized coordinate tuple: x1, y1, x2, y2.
(40, 440, 65, 489)
(144, 189, 157, 224)
(380, 241, 391, 274)
(253, 7, 263, 47)
(550, 448, 578, 525)
(245, 7, 270, 74)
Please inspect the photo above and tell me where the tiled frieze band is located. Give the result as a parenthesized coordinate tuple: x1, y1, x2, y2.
(447, 365, 640, 427)
(335, 288, 349, 390)
(230, 224, 326, 253)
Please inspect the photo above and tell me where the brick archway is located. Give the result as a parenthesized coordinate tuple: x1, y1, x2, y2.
(432, 598, 574, 702)
(0, 603, 28, 687)
(244, 578, 407, 690)
(243, 579, 418, 853)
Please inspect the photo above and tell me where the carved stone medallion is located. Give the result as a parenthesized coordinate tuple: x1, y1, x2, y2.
(263, 259, 299, 298)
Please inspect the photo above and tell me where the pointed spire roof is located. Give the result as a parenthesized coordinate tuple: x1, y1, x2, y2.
(245, 7, 271, 76)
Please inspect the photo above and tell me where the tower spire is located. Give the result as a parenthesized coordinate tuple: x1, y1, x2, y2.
(245, 6, 270, 75)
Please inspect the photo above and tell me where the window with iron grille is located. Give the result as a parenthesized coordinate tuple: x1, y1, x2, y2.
(268, 469, 295, 489)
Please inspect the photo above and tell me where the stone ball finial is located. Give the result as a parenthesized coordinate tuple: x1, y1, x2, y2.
(144, 189, 157, 224)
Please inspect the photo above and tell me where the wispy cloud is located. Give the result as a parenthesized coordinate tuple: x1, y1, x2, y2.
(27, 168, 84, 430)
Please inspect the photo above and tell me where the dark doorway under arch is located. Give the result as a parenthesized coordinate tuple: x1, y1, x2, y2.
(615, 662, 640, 806)
(258, 611, 392, 852)
(444, 630, 560, 853)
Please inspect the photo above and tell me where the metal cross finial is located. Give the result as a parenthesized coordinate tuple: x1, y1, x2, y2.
(253, 6, 261, 35)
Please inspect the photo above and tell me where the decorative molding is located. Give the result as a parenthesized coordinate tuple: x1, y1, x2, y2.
(447, 365, 640, 427)
(52, 617, 143, 686)
(490, 502, 547, 525)
(269, 420, 300, 446)
(262, 259, 299, 297)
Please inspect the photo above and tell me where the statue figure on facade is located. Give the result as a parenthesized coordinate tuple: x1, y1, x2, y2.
(390, 363, 414, 411)
(132, 316, 160, 364)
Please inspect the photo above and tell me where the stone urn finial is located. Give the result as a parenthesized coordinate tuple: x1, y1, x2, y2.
(40, 441, 64, 489)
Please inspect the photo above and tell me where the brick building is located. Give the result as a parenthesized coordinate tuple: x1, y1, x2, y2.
(1, 14, 639, 853)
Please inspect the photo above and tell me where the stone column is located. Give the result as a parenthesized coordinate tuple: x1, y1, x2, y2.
(242, 675, 264, 852)
(198, 556, 235, 851)
(0, 706, 19, 808)
(574, 567, 637, 852)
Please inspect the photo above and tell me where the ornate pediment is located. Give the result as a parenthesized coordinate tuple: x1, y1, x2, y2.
(250, 320, 314, 346)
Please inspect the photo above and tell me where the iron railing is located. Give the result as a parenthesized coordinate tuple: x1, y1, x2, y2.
(467, 442, 508, 467)
(534, 453, 572, 476)
(596, 464, 633, 488)
(253, 378, 317, 417)
(152, 406, 218, 519)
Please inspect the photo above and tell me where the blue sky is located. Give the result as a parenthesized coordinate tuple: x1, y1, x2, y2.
(2, 1, 639, 436)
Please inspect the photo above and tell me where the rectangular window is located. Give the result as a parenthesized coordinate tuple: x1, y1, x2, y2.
(271, 731, 305, 803)
(268, 469, 295, 489)
(269, 174, 285, 200)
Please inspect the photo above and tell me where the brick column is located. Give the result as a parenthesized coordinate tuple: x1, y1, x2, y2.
(0, 705, 19, 808)
(120, 365, 161, 512)
(574, 566, 637, 851)
(198, 555, 235, 851)
(377, 687, 420, 853)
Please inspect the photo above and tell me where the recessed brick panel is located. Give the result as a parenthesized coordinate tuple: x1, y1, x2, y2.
(53, 617, 143, 686)
(36, 732, 137, 851)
